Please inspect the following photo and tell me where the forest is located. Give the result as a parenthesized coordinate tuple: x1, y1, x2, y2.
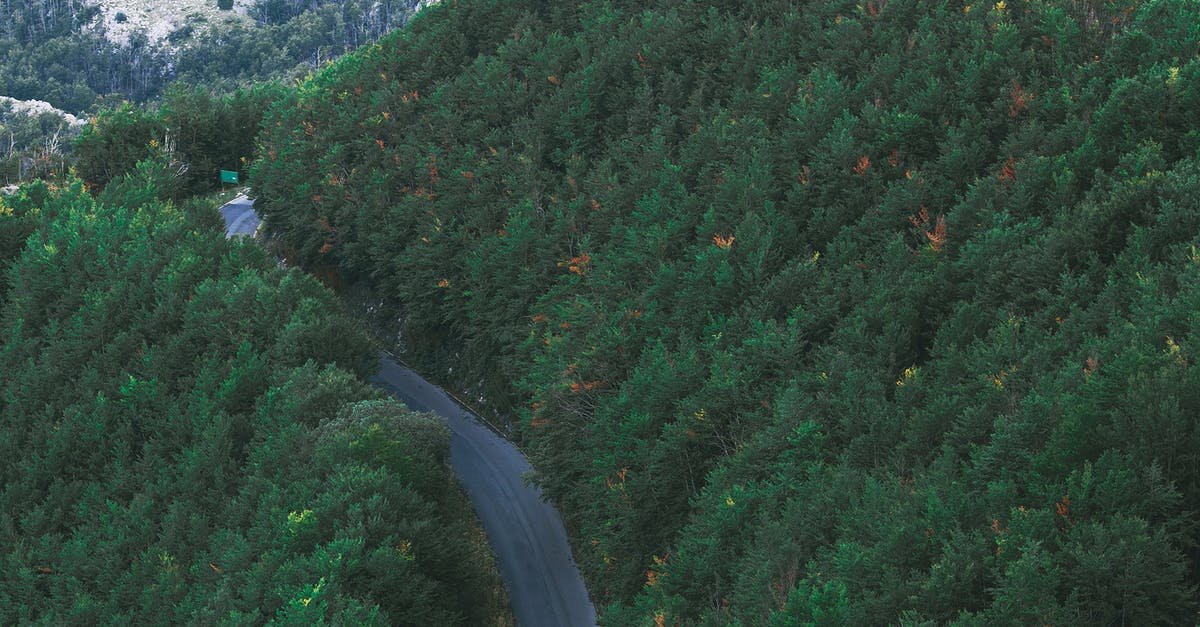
(246, 0, 1200, 623)
(0, 164, 507, 622)
(71, 82, 289, 196)
(0, 0, 429, 189)
(0, 0, 432, 192)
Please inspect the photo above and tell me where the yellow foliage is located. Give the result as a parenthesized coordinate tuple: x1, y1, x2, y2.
(1167, 335, 1186, 366)
(286, 509, 313, 534)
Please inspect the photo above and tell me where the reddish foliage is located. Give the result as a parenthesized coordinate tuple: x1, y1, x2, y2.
(908, 206, 931, 228)
(557, 253, 592, 275)
(1008, 82, 1033, 117)
(853, 155, 870, 175)
(1056, 495, 1071, 520)
(998, 155, 1017, 182)
(909, 207, 947, 251)
(926, 215, 947, 251)
(427, 155, 439, 183)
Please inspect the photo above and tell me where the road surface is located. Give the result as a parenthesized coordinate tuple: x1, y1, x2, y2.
(372, 358, 597, 627)
(220, 196, 597, 626)
(220, 194, 260, 238)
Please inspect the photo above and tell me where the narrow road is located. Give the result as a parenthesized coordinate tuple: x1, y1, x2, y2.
(220, 196, 597, 627)
(219, 194, 260, 238)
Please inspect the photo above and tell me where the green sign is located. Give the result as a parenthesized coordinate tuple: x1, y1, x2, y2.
(220, 170, 239, 184)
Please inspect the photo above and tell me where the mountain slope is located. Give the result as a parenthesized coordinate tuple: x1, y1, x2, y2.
(0, 169, 506, 623)
(252, 0, 1200, 623)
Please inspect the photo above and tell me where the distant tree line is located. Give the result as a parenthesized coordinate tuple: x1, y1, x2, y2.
(0, 102, 77, 183)
(0, 0, 426, 114)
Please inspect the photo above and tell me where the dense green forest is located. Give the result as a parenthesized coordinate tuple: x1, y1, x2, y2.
(0, 166, 507, 622)
(250, 0, 1200, 623)
(72, 82, 290, 195)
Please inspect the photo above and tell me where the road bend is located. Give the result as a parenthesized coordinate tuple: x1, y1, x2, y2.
(220, 195, 597, 626)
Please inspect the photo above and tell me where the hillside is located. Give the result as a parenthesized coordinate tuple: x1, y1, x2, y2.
(251, 0, 1200, 623)
(90, 0, 254, 48)
(0, 169, 507, 623)
(0, 0, 430, 115)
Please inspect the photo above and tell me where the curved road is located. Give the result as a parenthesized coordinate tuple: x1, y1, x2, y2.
(221, 195, 597, 627)
(220, 195, 261, 238)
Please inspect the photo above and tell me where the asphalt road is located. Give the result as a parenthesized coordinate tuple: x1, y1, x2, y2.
(219, 196, 597, 626)
(219, 194, 260, 238)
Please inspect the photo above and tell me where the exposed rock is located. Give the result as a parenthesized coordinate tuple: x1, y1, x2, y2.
(0, 97, 86, 127)
(89, 0, 255, 48)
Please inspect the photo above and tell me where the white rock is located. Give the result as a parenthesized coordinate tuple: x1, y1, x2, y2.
(0, 97, 86, 127)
